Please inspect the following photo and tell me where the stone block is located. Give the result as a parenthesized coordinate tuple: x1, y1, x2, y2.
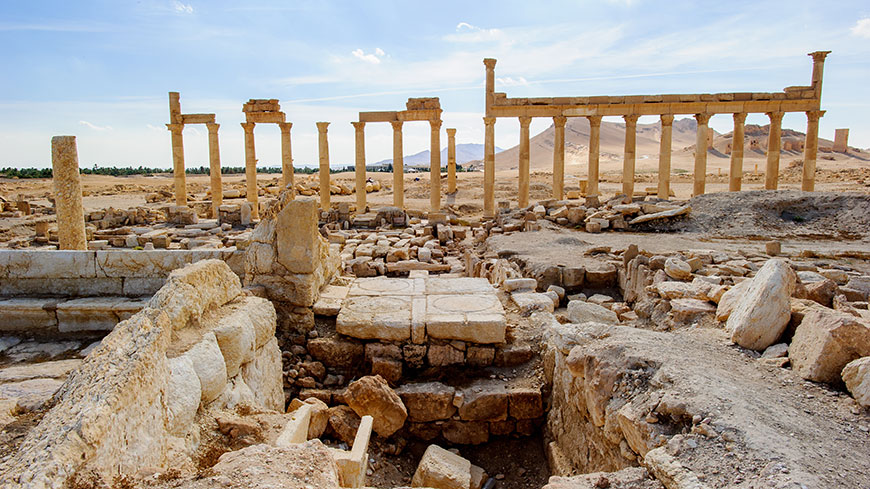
(309, 337, 364, 369)
(441, 420, 489, 445)
(411, 444, 472, 489)
(56, 296, 146, 333)
(466, 346, 495, 367)
(789, 308, 870, 383)
(166, 356, 201, 436)
(508, 388, 543, 419)
(397, 382, 457, 422)
(0, 298, 59, 333)
(566, 300, 618, 324)
(371, 357, 402, 386)
(503, 278, 537, 293)
(348, 277, 425, 296)
(428, 344, 464, 366)
(426, 277, 495, 295)
(345, 375, 408, 437)
(511, 292, 556, 316)
(0, 250, 96, 279)
(842, 356, 870, 407)
(182, 332, 227, 403)
(277, 197, 323, 274)
(727, 259, 797, 351)
(426, 294, 506, 344)
(336, 296, 412, 341)
(458, 381, 508, 421)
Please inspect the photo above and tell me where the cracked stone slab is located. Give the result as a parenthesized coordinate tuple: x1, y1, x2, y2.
(425, 277, 497, 296)
(336, 295, 413, 341)
(426, 294, 506, 344)
(348, 277, 424, 297)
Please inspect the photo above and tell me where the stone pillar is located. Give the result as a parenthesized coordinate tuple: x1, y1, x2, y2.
(552, 116, 566, 200)
(206, 123, 222, 217)
(484, 58, 497, 115)
(518, 116, 532, 208)
(391, 121, 404, 209)
(278, 122, 294, 191)
(429, 119, 442, 212)
(658, 115, 674, 199)
(483, 117, 496, 218)
(352, 121, 366, 211)
(446, 128, 457, 194)
(166, 123, 186, 206)
(317, 122, 331, 210)
(729, 113, 747, 191)
(802, 110, 825, 191)
(765, 111, 784, 190)
(50, 136, 87, 250)
(587, 115, 602, 197)
(809, 51, 831, 100)
(623, 114, 639, 197)
(833, 129, 849, 152)
(693, 113, 711, 196)
(241, 122, 259, 220)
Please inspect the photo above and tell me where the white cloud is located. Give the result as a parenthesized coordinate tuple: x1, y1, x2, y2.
(496, 76, 528, 87)
(79, 120, 112, 131)
(852, 18, 870, 38)
(352, 48, 385, 64)
(446, 22, 503, 43)
(173, 1, 194, 14)
(146, 124, 164, 132)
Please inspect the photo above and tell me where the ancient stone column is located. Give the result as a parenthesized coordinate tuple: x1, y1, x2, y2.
(51, 136, 87, 250)
(693, 113, 711, 196)
(658, 115, 674, 199)
(446, 128, 457, 194)
(166, 123, 186, 206)
(623, 114, 639, 197)
(484, 58, 497, 115)
(352, 121, 366, 211)
(802, 110, 825, 191)
(765, 111, 784, 190)
(317, 122, 331, 210)
(483, 117, 496, 218)
(552, 116, 566, 200)
(391, 121, 404, 209)
(206, 123, 222, 217)
(430, 119, 442, 212)
(518, 116, 532, 208)
(809, 51, 831, 100)
(730, 113, 747, 191)
(587, 115, 602, 197)
(278, 122, 294, 192)
(241, 122, 259, 220)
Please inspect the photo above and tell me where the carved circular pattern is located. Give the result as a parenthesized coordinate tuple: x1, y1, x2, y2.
(431, 295, 499, 313)
(357, 279, 412, 294)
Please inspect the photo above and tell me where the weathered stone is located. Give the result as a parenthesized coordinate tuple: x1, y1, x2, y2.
(276, 197, 322, 274)
(715, 279, 752, 322)
(567, 300, 618, 325)
(726, 259, 797, 351)
(428, 344, 464, 366)
(458, 381, 508, 421)
(426, 294, 506, 344)
(664, 258, 692, 280)
(789, 308, 870, 383)
(371, 357, 402, 386)
(669, 299, 717, 323)
(512, 292, 556, 315)
(466, 346, 495, 367)
(508, 388, 543, 419)
(805, 278, 838, 307)
(337, 296, 412, 341)
(182, 332, 227, 403)
(412, 444, 472, 489)
(328, 405, 361, 445)
(166, 356, 201, 436)
(345, 375, 408, 437)
(585, 263, 618, 288)
(308, 337, 364, 369)
(397, 382, 457, 422)
(842, 356, 870, 407)
(441, 420, 489, 445)
(240, 337, 284, 411)
(503, 278, 537, 293)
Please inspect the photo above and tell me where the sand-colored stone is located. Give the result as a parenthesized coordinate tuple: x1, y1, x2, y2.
(317, 122, 331, 210)
(483, 116, 496, 217)
(392, 120, 404, 209)
(726, 259, 796, 351)
(587, 115, 602, 197)
(345, 375, 407, 437)
(765, 111, 784, 190)
(842, 356, 870, 407)
(658, 115, 674, 199)
(430, 119, 442, 211)
(622, 114, 639, 198)
(802, 110, 824, 191)
(412, 444, 472, 489)
(206, 123, 223, 216)
(789, 308, 870, 383)
(447, 128, 457, 194)
(693, 113, 710, 196)
(279, 121, 294, 191)
(51, 136, 87, 250)
(352, 121, 366, 211)
(241, 122, 259, 220)
(518, 116, 532, 208)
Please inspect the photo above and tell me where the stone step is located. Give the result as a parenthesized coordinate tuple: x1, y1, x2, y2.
(0, 296, 148, 335)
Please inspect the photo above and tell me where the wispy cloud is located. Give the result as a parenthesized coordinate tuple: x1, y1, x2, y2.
(351, 48, 386, 64)
(496, 76, 528, 87)
(445, 22, 504, 43)
(79, 120, 112, 131)
(173, 1, 194, 14)
(852, 18, 870, 38)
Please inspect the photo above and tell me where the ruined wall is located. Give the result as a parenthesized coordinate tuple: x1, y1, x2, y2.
(0, 259, 282, 488)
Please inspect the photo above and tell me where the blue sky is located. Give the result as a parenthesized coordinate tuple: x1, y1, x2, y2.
(1, 0, 869, 169)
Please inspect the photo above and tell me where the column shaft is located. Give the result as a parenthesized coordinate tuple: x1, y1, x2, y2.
(729, 113, 747, 191)
(167, 123, 186, 206)
(446, 128, 457, 194)
(623, 115, 639, 197)
(802, 110, 824, 191)
(279, 122, 294, 192)
(694, 113, 711, 196)
(430, 120, 442, 212)
(241, 122, 259, 220)
(552, 116, 566, 200)
(352, 122, 366, 211)
(391, 121, 404, 209)
(518, 116, 532, 208)
(317, 122, 331, 210)
(483, 117, 496, 217)
(658, 115, 674, 199)
(765, 112, 784, 190)
(206, 123, 222, 217)
(587, 116, 602, 197)
(51, 136, 87, 250)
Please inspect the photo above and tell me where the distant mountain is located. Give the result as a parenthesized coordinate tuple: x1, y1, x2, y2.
(372, 143, 504, 168)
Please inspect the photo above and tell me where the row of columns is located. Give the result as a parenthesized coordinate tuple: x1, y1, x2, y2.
(241, 122, 295, 221)
(168, 122, 225, 217)
(482, 109, 826, 217)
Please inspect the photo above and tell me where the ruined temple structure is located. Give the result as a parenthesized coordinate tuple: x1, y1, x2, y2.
(241, 99, 295, 220)
(166, 92, 220, 214)
(481, 51, 831, 217)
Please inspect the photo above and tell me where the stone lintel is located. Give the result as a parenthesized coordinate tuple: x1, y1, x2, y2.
(180, 113, 216, 124)
(246, 111, 286, 124)
(359, 111, 399, 123)
(398, 109, 442, 122)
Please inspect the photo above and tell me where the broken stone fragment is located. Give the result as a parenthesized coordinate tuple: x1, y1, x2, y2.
(345, 375, 408, 437)
(842, 356, 870, 407)
(726, 259, 796, 351)
(567, 300, 618, 324)
(789, 308, 870, 383)
(664, 257, 692, 281)
(411, 444, 471, 489)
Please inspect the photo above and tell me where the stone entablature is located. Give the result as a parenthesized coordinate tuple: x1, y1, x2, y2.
(166, 92, 220, 213)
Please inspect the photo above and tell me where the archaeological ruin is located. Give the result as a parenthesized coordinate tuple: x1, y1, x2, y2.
(1, 49, 870, 489)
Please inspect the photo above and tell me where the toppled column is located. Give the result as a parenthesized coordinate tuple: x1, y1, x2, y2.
(483, 116, 496, 217)
(167, 123, 186, 206)
(241, 122, 259, 220)
(587, 115, 602, 197)
(518, 116, 532, 208)
(352, 121, 366, 211)
(279, 122, 294, 192)
(552, 116, 566, 200)
(446, 128, 457, 194)
(729, 113, 747, 191)
(802, 110, 824, 191)
(206, 123, 222, 217)
(658, 115, 674, 199)
(623, 114, 639, 198)
(430, 119, 442, 212)
(392, 121, 404, 209)
(317, 122, 331, 210)
(50, 136, 87, 250)
(693, 113, 711, 196)
(765, 111, 784, 190)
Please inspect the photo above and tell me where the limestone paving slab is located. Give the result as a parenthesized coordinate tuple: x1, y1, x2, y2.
(425, 277, 496, 296)
(425, 294, 506, 344)
(348, 277, 424, 297)
(336, 295, 413, 341)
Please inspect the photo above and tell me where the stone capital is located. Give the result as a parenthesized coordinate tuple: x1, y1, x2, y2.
(733, 113, 747, 124)
(240, 122, 255, 133)
(430, 119, 443, 130)
(766, 111, 784, 123)
(278, 122, 293, 133)
(806, 110, 825, 122)
(483, 117, 496, 126)
(350, 121, 365, 131)
(587, 115, 602, 127)
(446, 128, 457, 137)
(660, 115, 674, 126)
(316, 122, 330, 133)
(809, 50, 831, 62)
(623, 114, 639, 126)
(166, 123, 184, 133)
(206, 122, 220, 133)
(518, 116, 532, 128)
(553, 116, 567, 128)
(390, 120, 404, 131)
(483, 58, 497, 70)
(694, 113, 711, 125)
